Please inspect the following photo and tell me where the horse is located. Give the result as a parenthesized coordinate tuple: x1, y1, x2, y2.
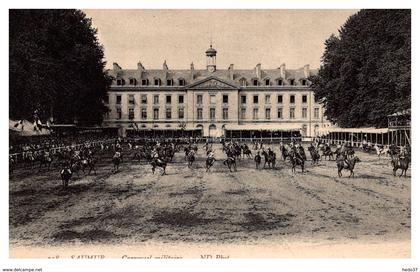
(151, 158, 167, 175)
(289, 154, 305, 173)
(388, 145, 400, 158)
(54, 150, 72, 167)
(337, 156, 361, 178)
(362, 143, 373, 153)
(233, 145, 242, 160)
(81, 157, 97, 175)
(242, 148, 253, 159)
(308, 146, 320, 165)
(374, 144, 388, 159)
(184, 147, 190, 161)
(391, 156, 410, 178)
(162, 146, 175, 161)
(134, 148, 151, 162)
(133, 151, 143, 162)
(345, 146, 355, 157)
(280, 145, 289, 161)
(38, 153, 53, 171)
(223, 156, 237, 172)
(205, 156, 215, 172)
(24, 151, 36, 168)
(186, 150, 196, 168)
(112, 153, 122, 173)
(60, 165, 73, 190)
(261, 150, 276, 169)
(70, 160, 82, 177)
(321, 147, 334, 161)
(298, 146, 307, 161)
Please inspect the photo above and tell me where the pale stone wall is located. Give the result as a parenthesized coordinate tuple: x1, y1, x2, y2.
(104, 86, 330, 138)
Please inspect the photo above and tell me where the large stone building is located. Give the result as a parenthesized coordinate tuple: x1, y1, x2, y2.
(104, 45, 330, 140)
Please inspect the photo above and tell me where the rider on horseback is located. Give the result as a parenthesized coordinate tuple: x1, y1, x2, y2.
(207, 149, 215, 159)
(206, 149, 215, 164)
(188, 149, 196, 160)
(227, 149, 235, 161)
(268, 147, 275, 158)
(308, 143, 315, 152)
(325, 142, 331, 153)
(114, 150, 121, 159)
(290, 145, 302, 161)
(151, 148, 162, 163)
(399, 146, 409, 160)
(297, 143, 306, 160)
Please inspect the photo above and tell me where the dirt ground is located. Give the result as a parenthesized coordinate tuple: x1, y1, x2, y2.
(9, 143, 411, 258)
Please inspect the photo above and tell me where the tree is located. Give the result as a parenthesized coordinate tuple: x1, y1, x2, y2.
(310, 10, 410, 128)
(9, 9, 112, 125)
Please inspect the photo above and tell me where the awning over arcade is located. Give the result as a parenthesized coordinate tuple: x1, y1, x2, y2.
(224, 123, 302, 131)
(126, 127, 201, 131)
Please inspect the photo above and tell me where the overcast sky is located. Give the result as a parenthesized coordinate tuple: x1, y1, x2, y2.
(84, 9, 358, 70)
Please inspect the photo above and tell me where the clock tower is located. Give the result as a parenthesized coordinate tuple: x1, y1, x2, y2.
(206, 44, 217, 73)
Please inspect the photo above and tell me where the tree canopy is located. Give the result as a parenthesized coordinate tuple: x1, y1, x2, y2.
(10, 9, 111, 125)
(310, 10, 410, 128)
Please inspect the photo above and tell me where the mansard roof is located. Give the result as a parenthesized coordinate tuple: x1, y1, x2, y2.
(108, 65, 318, 87)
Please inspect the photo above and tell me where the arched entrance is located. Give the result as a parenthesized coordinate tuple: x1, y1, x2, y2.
(302, 124, 308, 137)
(209, 124, 217, 137)
(196, 124, 204, 137)
(314, 124, 319, 137)
(221, 124, 226, 137)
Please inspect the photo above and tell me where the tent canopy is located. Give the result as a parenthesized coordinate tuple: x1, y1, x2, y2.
(9, 119, 50, 136)
(318, 126, 389, 135)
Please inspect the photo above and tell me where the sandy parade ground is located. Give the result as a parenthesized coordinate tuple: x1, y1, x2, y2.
(9, 143, 411, 258)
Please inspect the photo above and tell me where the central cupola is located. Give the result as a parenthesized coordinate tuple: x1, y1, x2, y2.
(206, 44, 217, 73)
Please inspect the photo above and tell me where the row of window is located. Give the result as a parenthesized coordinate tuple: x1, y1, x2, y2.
(116, 78, 186, 87)
(109, 94, 308, 106)
(115, 78, 309, 87)
(114, 107, 320, 121)
(115, 108, 185, 120)
(241, 94, 307, 104)
(240, 78, 308, 87)
(109, 94, 185, 105)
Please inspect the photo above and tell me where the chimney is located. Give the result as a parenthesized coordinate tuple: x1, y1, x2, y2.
(137, 61, 145, 72)
(163, 60, 169, 71)
(113, 62, 121, 71)
(303, 64, 310, 78)
(228, 64, 234, 80)
(190, 62, 195, 80)
(255, 63, 262, 79)
(280, 63, 286, 78)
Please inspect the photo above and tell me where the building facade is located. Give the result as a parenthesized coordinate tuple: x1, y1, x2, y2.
(104, 45, 330, 139)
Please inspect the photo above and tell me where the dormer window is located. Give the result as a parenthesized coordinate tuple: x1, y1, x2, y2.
(141, 79, 149, 86)
(178, 79, 186, 86)
(277, 79, 283, 86)
(239, 78, 247, 86)
(116, 78, 125, 86)
(252, 79, 259, 86)
(265, 79, 270, 86)
(154, 78, 161, 86)
(167, 79, 173, 86)
(289, 79, 295, 86)
(129, 78, 137, 85)
(301, 79, 307, 86)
